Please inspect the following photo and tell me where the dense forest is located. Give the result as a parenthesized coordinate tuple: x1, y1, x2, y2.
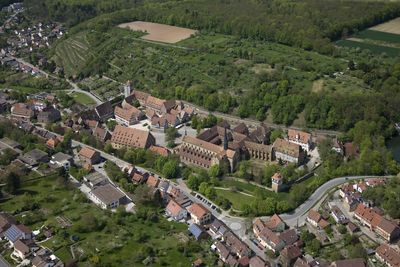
(24, 0, 400, 54)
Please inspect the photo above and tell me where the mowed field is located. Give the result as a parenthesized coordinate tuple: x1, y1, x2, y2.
(118, 21, 197, 43)
(337, 18, 400, 57)
(370, 17, 400, 34)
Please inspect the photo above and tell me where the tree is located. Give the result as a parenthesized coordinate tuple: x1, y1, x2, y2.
(348, 243, 367, 259)
(106, 120, 117, 131)
(134, 185, 155, 205)
(165, 127, 178, 148)
(162, 160, 179, 179)
(208, 165, 221, 178)
(306, 239, 321, 256)
(4, 172, 20, 194)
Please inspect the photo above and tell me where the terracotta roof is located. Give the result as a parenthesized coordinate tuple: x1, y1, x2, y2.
(347, 222, 359, 233)
(146, 175, 159, 187)
(376, 244, 400, 267)
(377, 217, 399, 236)
(330, 259, 367, 267)
(11, 103, 34, 118)
(259, 227, 282, 246)
(16, 224, 31, 234)
(273, 138, 301, 157)
(288, 129, 311, 144)
(294, 258, 311, 267)
(318, 219, 329, 229)
(114, 106, 141, 121)
(343, 142, 359, 158)
(146, 95, 165, 110)
(271, 173, 282, 181)
(111, 125, 155, 149)
(166, 200, 184, 217)
(79, 147, 98, 159)
(149, 145, 170, 157)
(264, 214, 285, 230)
(133, 91, 150, 102)
(188, 203, 210, 220)
(183, 136, 225, 155)
(249, 256, 269, 267)
(307, 209, 321, 223)
(93, 126, 110, 142)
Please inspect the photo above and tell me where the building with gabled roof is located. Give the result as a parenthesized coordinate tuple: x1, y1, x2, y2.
(329, 259, 368, 267)
(111, 125, 155, 150)
(114, 105, 143, 126)
(88, 184, 125, 209)
(273, 138, 305, 165)
(287, 129, 312, 152)
(166, 199, 187, 221)
(376, 244, 400, 267)
(94, 101, 113, 122)
(93, 126, 111, 143)
(4, 224, 32, 244)
(187, 203, 212, 225)
(257, 227, 284, 252)
(78, 146, 101, 165)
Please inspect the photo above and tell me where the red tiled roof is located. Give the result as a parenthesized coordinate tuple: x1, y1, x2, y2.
(188, 203, 210, 220)
(288, 129, 311, 144)
(79, 147, 98, 159)
(166, 200, 184, 217)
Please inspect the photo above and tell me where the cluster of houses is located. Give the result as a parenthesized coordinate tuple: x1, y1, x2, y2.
(176, 120, 312, 172)
(301, 178, 400, 267)
(0, 212, 63, 266)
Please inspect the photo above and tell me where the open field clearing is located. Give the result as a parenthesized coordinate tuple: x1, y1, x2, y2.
(118, 21, 197, 43)
(370, 17, 400, 34)
(356, 29, 400, 43)
(336, 39, 400, 56)
(71, 92, 96, 105)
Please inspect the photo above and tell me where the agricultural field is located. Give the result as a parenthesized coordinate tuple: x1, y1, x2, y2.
(337, 19, 400, 56)
(0, 174, 216, 266)
(118, 21, 198, 43)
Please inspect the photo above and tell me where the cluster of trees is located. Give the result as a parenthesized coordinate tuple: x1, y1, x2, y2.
(363, 176, 400, 219)
(191, 114, 218, 131)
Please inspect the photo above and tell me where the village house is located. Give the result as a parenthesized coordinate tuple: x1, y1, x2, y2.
(280, 245, 302, 267)
(210, 219, 228, 238)
(0, 212, 16, 238)
(151, 113, 181, 129)
(293, 258, 311, 267)
(149, 145, 170, 157)
(306, 209, 329, 229)
(287, 129, 312, 152)
(12, 239, 37, 260)
(46, 137, 59, 150)
(114, 105, 144, 126)
(111, 125, 155, 150)
(188, 223, 209, 240)
(94, 101, 114, 122)
(146, 175, 160, 188)
(18, 148, 49, 167)
(376, 244, 400, 267)
(257, 227, 285, 252)
(178, 136, 239, 172)
(329, 259, 368, 267)
(223, 231, 251, 258)
(330, 205, 348, 224)
(272, 138, 305, 165)
(131, 171, 149, 184)
(11, 103, 34, 122)
(78, 146, 101, 165)
(166, 199, 187, 221)
(88, 184, 125, 209)
(249, 256, 270, 267)
(83, 172, 107, 188)
(37, 106, 61, 123)
(0, 137, 22, 154)
(354, 203, 400, 242)
(93, 126, 111, 143)
(187, 203, 212, 225)
(49, 152, 73, 170)
(4, 224, 32, 244)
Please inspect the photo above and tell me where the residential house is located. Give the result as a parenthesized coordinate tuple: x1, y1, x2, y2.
(332, 138, 344, 155)
(210, 219, 228, 238)
(330, 205, 348, 224)
(146, 175, 160, 188)
(49, 152, 73, 170)
(293, 258, 311, 267)
(280, 245, 302, 267)
(149, 145, 170, 157)
(343, 142, 359, 159)
(347, 222, 359, 234)
(223, 231, 251, 258)
(215, 241, 231, 263)
(188, 203, 212, 225)
(131, 171, 149, 184)
(18, 148, 49, 166)
(376, 217, 400, 242)
(46, 137, 59, 149)
(4, 224, 32, 244)
(376, 244, 400, 267)
(12, 239, 36, 260)
(166, 199, 187, 221)
(257, 227, 285, 252)
(111, 125, 156, 150)
(287, 129, 312, 152)
(188, 223, 209, 240)
(94, 101, 113, 122)
(11, 103, 34, 121)
(151, 113, 181, 129)
(272, 138, 305, 165)
(83, 172, 107, 188)
(93, 126, 111, 143)
(114, 105, 143, 126)
(78, 147, 101, 165)
(0, 213, 16, 238)
(249, 123, 271, 145)
(279, 229, 299, 247)
(88, 184, 125, 209)
(329, 259, 368, 267)
(306, 209, 329, 229)
(37, 107, 61, 123)
(249, 256, 270, 267)
(264, 214, 286, 232)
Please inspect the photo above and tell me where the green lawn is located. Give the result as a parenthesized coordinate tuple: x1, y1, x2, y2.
(356, 30, 400, 44)
(70, 92, 96, 105)
(336, 39, 400, 57)
(0, 174, 216, 266)
(215, 188, 254, 211)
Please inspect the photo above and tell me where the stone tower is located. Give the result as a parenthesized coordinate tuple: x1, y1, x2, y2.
(124, 80, 132, 98)
(271, 172, 283, 193)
